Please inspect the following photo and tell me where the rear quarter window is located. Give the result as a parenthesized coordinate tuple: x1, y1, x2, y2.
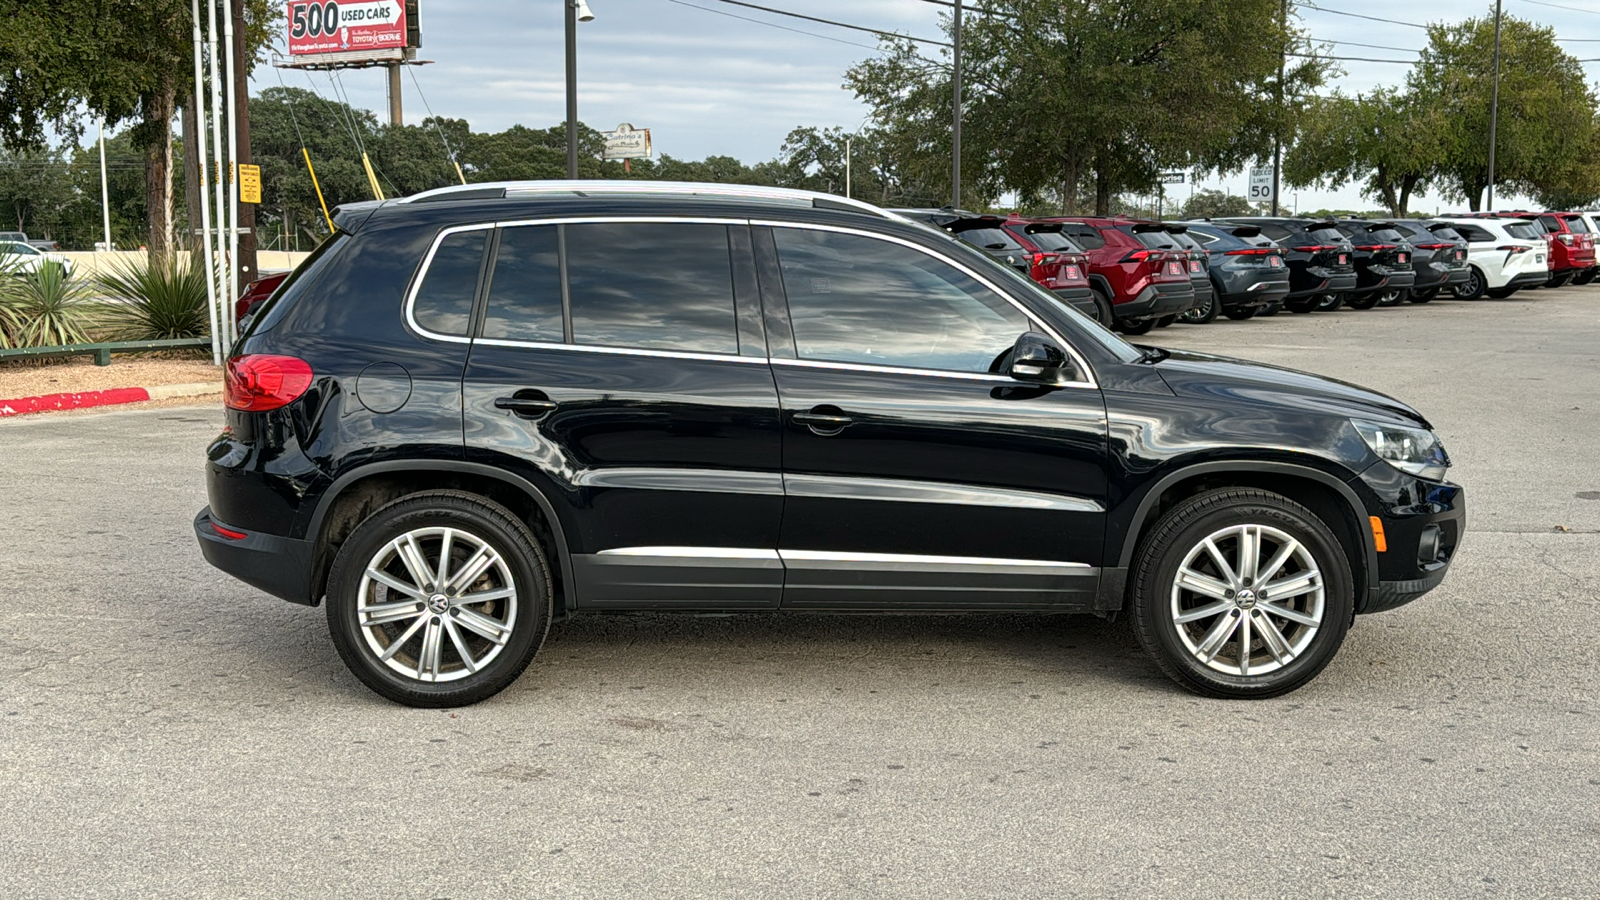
(245, 231, 350, 337)
(412, 229, 489, 337)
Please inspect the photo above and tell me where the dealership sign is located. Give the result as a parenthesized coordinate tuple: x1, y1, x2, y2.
(287, 0, 407, 56)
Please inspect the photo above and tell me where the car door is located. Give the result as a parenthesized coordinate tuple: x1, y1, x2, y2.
(754, 224, 1110, 611)
(457, 219, 784, 610)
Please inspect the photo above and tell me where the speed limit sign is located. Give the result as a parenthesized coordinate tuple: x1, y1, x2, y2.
(1249, 166, 1273, 200)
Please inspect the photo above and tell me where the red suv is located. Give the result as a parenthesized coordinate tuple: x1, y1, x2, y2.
(1000, 218, 1099, 323)
(1534, 212, 1596, 287)
(1042, 217, 1197, 334)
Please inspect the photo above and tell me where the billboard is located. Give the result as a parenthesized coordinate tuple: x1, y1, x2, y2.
(287, 0, 408, 57)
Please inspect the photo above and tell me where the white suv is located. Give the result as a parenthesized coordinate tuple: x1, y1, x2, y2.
(1433, 217, 1549, 300)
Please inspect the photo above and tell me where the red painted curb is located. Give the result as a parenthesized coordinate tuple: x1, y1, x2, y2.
(0, 387, 151, 418)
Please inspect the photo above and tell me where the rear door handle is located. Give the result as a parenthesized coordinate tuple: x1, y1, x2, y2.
(793, 407, 853, 435)
(494, 395, 559, 418)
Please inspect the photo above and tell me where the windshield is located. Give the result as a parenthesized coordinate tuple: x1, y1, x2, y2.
(1564, 216, 1591, 233)
(956, 228, 1023, 251)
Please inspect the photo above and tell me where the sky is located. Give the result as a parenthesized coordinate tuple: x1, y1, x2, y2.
(246, 0, 1600, 212)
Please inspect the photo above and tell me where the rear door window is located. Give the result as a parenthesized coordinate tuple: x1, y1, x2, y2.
(563, 222, 740, 355)
(482, 225, 564, 343)
(1538, 215, 1562, 233)
(413, 229, 489, 337)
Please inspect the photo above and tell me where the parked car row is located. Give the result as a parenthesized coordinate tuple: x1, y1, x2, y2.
(894, 207, 1592, 334)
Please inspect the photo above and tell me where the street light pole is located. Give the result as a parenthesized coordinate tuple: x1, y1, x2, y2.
(951, 0, 961, 208)
(1487, 0, 1502, 211)
(98, 118, 111, 252)
(565, 1, 594, 179)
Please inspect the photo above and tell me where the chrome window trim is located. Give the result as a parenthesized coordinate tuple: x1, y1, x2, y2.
(783, 473, 1104, 513)
(750, 219, 1098, 389)
(403, 216, 1099, 389)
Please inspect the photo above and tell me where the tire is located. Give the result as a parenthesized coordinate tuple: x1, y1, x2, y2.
(1408, 289, 1437, 303)
(1317, 293, 1345, 311)
(1573, 269, 1597, 286)
(1090, 288, 1114, 327)
(1179, 292, 1219, 324)
(1283, 297, 1317, 314)
(1155, 315, 1176, 328)
(1487, 287, 1518, 300)
(1546, 273, 1572, 289)
(1222, 306, 1257, 321)
(1375, 289, 1407, 307)
(1345, 292, 1379, 310)
(1118, 318, 1156, 335)
(1256, 302, 1282, 317)
(1453, 267, 1487, 300)
(325, 490, 554, 708)
(1130, 488, 1355, 699)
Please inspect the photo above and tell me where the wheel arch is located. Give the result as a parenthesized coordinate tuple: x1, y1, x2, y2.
(304, 461, 575, 611)
(1116, 461, 1378, 599)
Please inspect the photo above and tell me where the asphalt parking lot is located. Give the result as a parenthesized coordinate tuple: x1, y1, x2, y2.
(2, 288, 1597, 898)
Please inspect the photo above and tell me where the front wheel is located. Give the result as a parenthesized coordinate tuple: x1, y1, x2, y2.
(325, 491, 553, 707)
(1130, 489, 1355, 698)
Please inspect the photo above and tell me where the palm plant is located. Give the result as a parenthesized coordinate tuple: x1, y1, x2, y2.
(93, 256, 212, 341)
(0, 262, 94, 347)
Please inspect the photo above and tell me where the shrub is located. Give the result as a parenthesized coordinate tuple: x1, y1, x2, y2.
(93, 256, 212, 341)
(0, 262, 95, 348)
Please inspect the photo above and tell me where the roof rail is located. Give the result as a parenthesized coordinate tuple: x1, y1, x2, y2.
(396, 179, 909, 222)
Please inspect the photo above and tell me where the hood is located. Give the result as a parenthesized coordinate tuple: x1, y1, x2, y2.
(1144, 347, 1431, 429)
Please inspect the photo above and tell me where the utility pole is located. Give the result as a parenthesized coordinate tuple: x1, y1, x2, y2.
(1272, 0, 1285, 217)
(1487, 0, 1503, 211)
(231, 0, 256, 293)
(387, 64, 403, 126)
(952, 0, 962, 208)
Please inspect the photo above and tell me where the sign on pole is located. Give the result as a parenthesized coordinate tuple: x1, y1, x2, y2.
(238, 164, 262, 204)
(1158, 171, 1184, 185)
(603, 123, 653, 160)
(287, 0, 407, 57)
(1248, 166, 1273, 202)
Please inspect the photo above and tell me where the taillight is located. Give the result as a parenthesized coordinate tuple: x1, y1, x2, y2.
(1031, 252, 1059, 266)
(1225, 247, 1275, 256)
(1353, 244, 1395, 252)
(1560, 234, 1574, 245)
(225, 355, 313, 412)
(1062, 265, 1082, 279)
(1121, 250, 1155, 262)
(1496, 245, 1530, 253)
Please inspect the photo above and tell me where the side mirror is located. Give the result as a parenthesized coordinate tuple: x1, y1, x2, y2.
(1007, 332, 1076, 386)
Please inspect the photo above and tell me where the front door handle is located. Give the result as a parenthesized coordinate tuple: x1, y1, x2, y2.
(793, 407, 853, 435)
(494, 393, 559, 419)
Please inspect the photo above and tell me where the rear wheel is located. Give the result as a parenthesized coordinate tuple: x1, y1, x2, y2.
(1409, 288, 1437, 303)
(1345, 292, 1379, 310)
(1376, 289, 1408, 306)
(1317, 293, 1346, 311)
(1222, 306, 1257, 321)
(1155, 315, 1176, 328)
(1118, 318, 1156, 335)
(325, 491, 553, 708)
(1546, 272, 1573, 289)
(1090, 288, 1114, 327)
(1573, 269, 1597, 286)
(1453, 267, 1487, 300)
(1256, 302, 1281, 317)
(1283, 297, 1318, 314)
(1179, 292, 1218, 324)
(1487, 286, 1518, 299)
(1131, 489, 1355, 699)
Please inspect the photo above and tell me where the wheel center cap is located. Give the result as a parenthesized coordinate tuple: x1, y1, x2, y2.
(426, 593, 450, 614)
(1235, 589, 1258, 610)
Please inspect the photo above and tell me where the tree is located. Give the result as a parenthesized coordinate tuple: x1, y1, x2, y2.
(1179, 189, 1256, 219)
(847, 0, 1330, 214)
(1283, 88, 1442, 216)
(1409, 13, 1597, 210)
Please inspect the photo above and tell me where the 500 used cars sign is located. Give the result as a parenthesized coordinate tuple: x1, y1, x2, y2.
(287, 0, 407, 56)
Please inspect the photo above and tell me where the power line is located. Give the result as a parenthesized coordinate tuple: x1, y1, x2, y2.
(1318, 38, 1420, 53)
(699, 0, 952, 47)
(1298, 3, 1429, 30)
(663, 0, 886, 52)
(1290, 52, 1416, 63)
(1517, 0, 1600, 16)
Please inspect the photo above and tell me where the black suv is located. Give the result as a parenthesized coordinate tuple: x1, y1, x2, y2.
(1213, 218, 1358, 313)
(196, 181, 1464, 707)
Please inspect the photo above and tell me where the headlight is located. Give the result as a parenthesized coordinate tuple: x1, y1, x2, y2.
(1353, 419, 1450, 480)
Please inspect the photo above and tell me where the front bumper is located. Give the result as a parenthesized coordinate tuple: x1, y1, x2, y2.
(1348, 464, 1465, 614)
(195, 506, 319, 606)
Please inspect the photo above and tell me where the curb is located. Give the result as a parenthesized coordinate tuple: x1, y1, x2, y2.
(0, 382, 220, 418)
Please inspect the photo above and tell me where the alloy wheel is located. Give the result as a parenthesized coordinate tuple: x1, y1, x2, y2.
(356, 526, 519, 683)
(1168, 523, 1325, 677)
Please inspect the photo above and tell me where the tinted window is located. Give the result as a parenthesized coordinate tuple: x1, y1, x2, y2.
(1564, 216, 1590, 233)
(414, 229, 487, 336)
(564, 222, 738, 354)
(1257, 224, 1292, 241)
(1059, 222, 1106, 249)
(1366, 227, 1404, 243)
(483, 225, 563, 342)
(1538, 215, 1561, 232)
(1018, 229, 1079, 252)
(1453, 223, 1493, 242)
(772, 228, 1031, 374)
(1507, 222, 1543, 240)
(1131, 228, 1181, 249)
(1307, 227, 1346, 244)
(1426, 225, 1465, 241)
(957, 227, 1022, 251)
(1188, 230, 1220, 245)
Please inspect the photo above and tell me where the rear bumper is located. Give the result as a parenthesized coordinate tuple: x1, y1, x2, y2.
(1288, 268, 1357, 299)
(1114, 281, 1195, 320)
(1214, 269, 1291, 308)
(1351, 266, 1416, 296)
(1414, 262, 1469, 290)
(195, 506, 319, 606)
(1506, 271, 1551, 290)
(1051, 286, 1097, 318)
